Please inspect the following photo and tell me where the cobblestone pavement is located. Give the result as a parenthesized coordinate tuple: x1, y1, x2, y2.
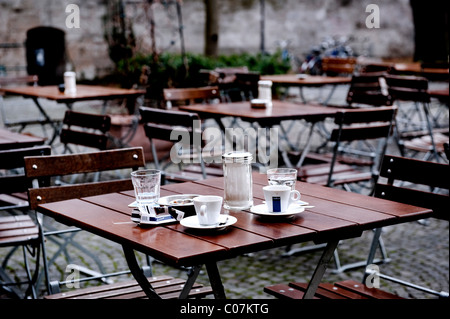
(1, 82, 448, 300)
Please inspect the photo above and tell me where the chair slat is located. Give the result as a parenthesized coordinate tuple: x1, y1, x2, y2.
(28, 179, 133, 210)
(60, 128, 109, 150)
(379, 155, 449, 189)
(63, 110, 111, 133)
(330, 124, 393, 142)
(25, 147, 145, 178)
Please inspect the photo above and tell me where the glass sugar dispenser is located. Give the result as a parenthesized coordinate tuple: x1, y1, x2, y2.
(222, 152, 254, 210)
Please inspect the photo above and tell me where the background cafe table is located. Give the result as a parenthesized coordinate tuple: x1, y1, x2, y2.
(0, 127, 45, 150)
(179, 100, 350, 167)
(0, 84, 146, 144)
(36, 172, 433, 299)
(260, 74, 352, 104)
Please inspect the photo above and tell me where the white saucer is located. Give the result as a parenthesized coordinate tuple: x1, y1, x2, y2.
(180, 215, 237, 231)
(250, 204, 305, 218)
(128, 201, 138, 208)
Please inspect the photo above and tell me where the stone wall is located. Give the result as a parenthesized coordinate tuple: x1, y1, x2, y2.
(0, 0, 415, 81)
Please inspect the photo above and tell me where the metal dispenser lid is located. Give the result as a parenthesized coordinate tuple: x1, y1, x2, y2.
(222, 151, 253, 163)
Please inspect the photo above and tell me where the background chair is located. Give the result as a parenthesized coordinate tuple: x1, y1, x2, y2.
(385, 74, 448, 162)
(221, 71, 261, 102)
(163, 86, 221, 109)
(59, 110, 113, 154)
(285, 107, 397, 269)
(140, 107, 222, 183)
(345, 73, 392, 108)
(0, 145, 51, 298)
(321, 57, 357, 76)
(297, 106, 397, 193)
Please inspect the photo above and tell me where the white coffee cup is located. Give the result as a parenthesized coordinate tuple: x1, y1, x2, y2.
(193, 195, 223, 225)
(263, 185, 301, 213)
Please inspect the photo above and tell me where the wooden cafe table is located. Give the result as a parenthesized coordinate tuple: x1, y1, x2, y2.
(35, 172, 433, 299)
(0, 85, 146, 145)
(179, 100, 354, 167)
(260, 74, 352, 104)
(0, 127, 46, 150)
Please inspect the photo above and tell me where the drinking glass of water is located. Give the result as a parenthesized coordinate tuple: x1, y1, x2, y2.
(267, 168, 297, 191)
(131, 169, 161, 213)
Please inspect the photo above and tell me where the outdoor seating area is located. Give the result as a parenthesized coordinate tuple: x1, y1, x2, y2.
(0, 1, 448, 309)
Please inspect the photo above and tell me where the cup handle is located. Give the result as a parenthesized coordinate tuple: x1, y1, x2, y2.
(200, 205, 207, 217)
(290, 190, 301, 202)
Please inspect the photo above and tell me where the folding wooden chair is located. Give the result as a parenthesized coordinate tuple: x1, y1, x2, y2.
(24, 147, 146, 294)
(297, 106, 397, 192)
(285, 107, 397, 269)
(345, 73, 392, 107)
(266, 155, 449, 299)
(385, 74, 447, 162)
(321, 57, 357, 76)
(24, 147, 213, 299)
(59, 110, 112, 153)
(221, 71, 260, 102)
(139, 107, 222, 184)
(163, 86, 221, 109)
(0, 145, 51, 298)
(365, 155, 449, 298)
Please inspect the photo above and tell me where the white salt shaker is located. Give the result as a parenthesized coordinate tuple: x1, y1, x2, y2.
(258, 80, 272, 107)
(64, 71, 77, 95)
(222, 152, 253, 210)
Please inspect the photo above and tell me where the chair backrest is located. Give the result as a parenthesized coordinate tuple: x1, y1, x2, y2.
(330, 106, 397, 142)
(214, 66, 249, 78)
(0, 145, 51, 209)
(24, 147, 145, 210)
(321, 57, 357, 76)
(231, 71, 260, 101)
(0, 75, 38, 87)
(197, 69, 221, 86)
(327, 106, 397, 187)
(346, 73, 392, 107)
(384, 74, 430, 103)
(163, 86, 220, 108)
(359, 64, 393, 74)
(139, 107, 202, 169)
(374, 155, 449, 220)
(59, 110, 112, 151)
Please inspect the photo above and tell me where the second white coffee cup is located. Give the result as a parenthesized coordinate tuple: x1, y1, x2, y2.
(263, 185, 301, 213)
(193, 195, 223, 225)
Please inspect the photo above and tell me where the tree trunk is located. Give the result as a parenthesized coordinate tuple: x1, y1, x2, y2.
(204, 0, 219, 57)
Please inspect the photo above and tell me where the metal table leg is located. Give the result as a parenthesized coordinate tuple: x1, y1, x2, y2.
(31, 97, 61, 145)
(205, 262, 226, 299)
(178, 265, 202, 299)
(303, 239, 339, 299)
(122, 244, 161, 299)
